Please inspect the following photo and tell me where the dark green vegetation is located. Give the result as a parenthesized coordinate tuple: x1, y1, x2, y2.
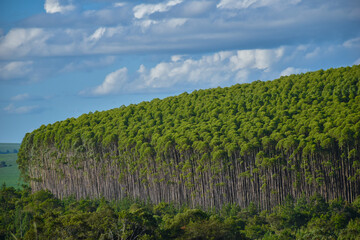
(18, 65, 360, 210)
(0, 143, 20, 154)
(0, 143, 23, 188)
(1, 185, 360, 240)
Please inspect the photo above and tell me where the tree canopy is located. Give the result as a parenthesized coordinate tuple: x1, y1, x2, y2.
(18, 65, 360, 209)
(1, 185, 360, 240)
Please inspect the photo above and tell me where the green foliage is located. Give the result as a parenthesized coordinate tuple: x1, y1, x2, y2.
(2, 186, 359, 239)
(17, 65, 360, 209)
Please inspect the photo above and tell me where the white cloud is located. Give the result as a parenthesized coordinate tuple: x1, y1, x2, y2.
(230, 48, 284, 71)
(0, 61, 33, 80)
(11, 93, 30, 101)
(0, 28, 50, 59)
(354, 58, 360, 65)
(0, 1, 357, 61)
(44, 0, 75, 14)
(280, 67, 307, 76)
(88, 67, 128, 96)
(305, 47, 320, 59)
(171, 55, 186, 62)
(133, 0, 183, 19)
(135, 20, 159, 31)
(217, 0, 301, 9)
(0, 28, 43, 50)
(0, 0, 356, 73)
(88, 27, 106, 41)
(165, 18, 188, 28)
(343, 37, 360, 48)
(4, 103, 39, 114)
(135, 18, 187, 32)
(139, 48, 284, 89)
(138, 64, 146, 74)
(114, 2, 126, 8)
(217, 0, 257, 9)
(85, 47, 285, 94)
(181, 1, 214, 16)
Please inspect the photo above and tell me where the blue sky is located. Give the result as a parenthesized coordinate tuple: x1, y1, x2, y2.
(0, 0, 359, 143)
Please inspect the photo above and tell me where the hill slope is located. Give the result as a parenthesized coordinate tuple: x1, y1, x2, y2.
(18, 65, 360, 209)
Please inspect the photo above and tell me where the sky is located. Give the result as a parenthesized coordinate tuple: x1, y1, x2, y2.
(0, 0, 359, 143)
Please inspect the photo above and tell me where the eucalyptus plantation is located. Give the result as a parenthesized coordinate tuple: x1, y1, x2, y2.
(18, 65, 360, 210)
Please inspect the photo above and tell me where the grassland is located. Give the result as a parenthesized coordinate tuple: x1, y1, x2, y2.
(0, 143, 20, 154)
(0, 143, 24, 188)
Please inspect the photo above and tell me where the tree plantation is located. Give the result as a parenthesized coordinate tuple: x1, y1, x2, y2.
(18, 65, 360, 210)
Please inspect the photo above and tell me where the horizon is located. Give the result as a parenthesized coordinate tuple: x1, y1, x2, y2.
(1, 0, 359, 143)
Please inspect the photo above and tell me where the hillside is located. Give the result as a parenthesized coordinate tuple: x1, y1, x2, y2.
(18, 65, 360, 209)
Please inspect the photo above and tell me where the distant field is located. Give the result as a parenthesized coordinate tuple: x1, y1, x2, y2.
(0, 143, 20, 154)
(0, 143, 24, 188)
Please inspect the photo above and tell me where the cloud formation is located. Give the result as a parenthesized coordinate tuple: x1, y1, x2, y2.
(86, 67, 128, 96)
(11, 93, 30, 101)
(0, 61, 33, 80)
(137, 48, 284, 90)
(88, 27, 106, 42)
(0, 28, 50, 59)
(133, 0, 183, 19)
(217, 0, 301, 9)
(0, 0, 358, 61)
(343, 37, 360, 48)
(280, 67, 307, 76)
(4, 103, 39, 114)
(44, 0, 75, 14)
(85, 47, 286, 95)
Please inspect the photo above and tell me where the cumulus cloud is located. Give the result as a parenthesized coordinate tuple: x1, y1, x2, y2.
(82, 47, 286, 95)
(0, 61, 33, 80)
(138, 48, 283, 90)
(140, 52, 230, 89)
(230, 48, 284, 71)
(280, 67, 307, 76)
(4, 103, 40, 114)
(217, 0, 301, 9)
(84, 67, 128, 96)
(0, 28, 50, 59)
(171, 55, 186, 62)
(133, 0, 183, 19)
(44, 0, 75, 14)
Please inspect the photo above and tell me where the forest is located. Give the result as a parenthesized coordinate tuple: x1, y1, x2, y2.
(1, 185, 360, 239)
(17, 65, 360, 210)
